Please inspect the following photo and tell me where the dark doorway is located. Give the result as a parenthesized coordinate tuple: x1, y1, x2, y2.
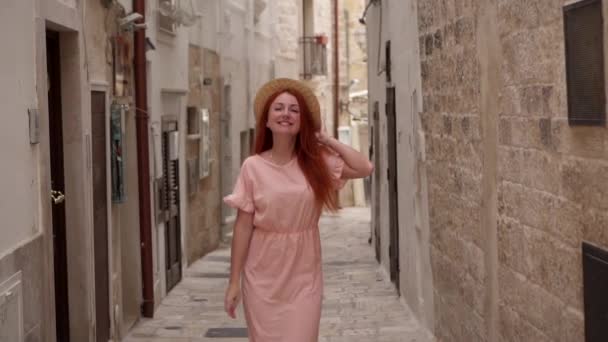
(91, 91, 110, 342)
(220, 85, 233, 223)
(386, 86, 400, 292)
(161, 120, 182, 291)
(372, 101, 381, 263)
(583, 242, 608, 342)
(47, 29, 70, 342)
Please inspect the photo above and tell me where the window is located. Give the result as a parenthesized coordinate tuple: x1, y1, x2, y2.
(564, 0, 606, 125)
(158, 0, 177, 34)
(299, 35, 328, 79)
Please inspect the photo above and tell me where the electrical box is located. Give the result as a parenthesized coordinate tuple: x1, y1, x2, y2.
(167, 131, 179, 161)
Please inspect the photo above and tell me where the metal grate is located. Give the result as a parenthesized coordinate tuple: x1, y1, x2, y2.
(189, 272, 230, 278)
(563, 0, 606, 126)
(205, 327, 248, 338)
(583, 242, 608, 342)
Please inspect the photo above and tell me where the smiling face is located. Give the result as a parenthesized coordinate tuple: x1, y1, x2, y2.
(266, 92, 301, 136)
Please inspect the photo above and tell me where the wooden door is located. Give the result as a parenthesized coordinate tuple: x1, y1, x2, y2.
(47, 30, 70, 342)
(372, 101, 381, 263)
(91, 91, 110, 342)
(386, 86, 400, 293)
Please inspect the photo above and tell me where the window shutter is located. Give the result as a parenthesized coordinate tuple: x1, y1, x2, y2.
(564, 0, 606, 126)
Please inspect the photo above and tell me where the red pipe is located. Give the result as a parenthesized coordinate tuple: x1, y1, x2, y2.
(133, 0, 154, 318)
(333, 0, 341, 207)
(333, 0, 339, 139)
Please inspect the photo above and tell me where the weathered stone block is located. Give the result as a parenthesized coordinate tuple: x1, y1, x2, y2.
(418, 0, 435, 33)
(497, 216, 527, 274)
(430, 228, 467, 268)
(498, 266, 564, 340)
(519, 85, 556, 117)
(561, 157, 608, 211)
(498, 146, 561, 193)
(500, 27, 559, 86)
(500, 86, 521, 116)
(549, 197, 584, 247)
(459, 271, 485, 315)
(552, 119, 608, 160)
(498, 118, 512, 146)
(523, 227, 582, 310)
(453, 16, 475, 45)
(499, 117, 555, 150)
(434, 29, 443, 50)
(460, 308, 486, 342)
(560, 307, 584, 342)
(498, 304, 552, 342)
(582, 209, 608, 251)
(497, 0, 541, 34)
(433, 291, 463, 342)
(499, 181, 553, 232)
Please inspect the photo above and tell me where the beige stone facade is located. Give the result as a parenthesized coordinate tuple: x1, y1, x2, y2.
(0, 0, 274, 341)
(368, 0, 608, 340)
(0, 0, 144, 340)
(185, 45, 222, 264)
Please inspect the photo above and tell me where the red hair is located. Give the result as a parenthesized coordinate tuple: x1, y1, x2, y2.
(254, 90, 338, 211)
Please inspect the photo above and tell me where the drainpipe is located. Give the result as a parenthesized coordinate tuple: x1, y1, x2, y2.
(333, 0, 341, 207)
(133, 0, 154, 318)
(333, 0, 339, 139)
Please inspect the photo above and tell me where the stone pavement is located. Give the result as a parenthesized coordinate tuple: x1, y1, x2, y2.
(124, 207, 433, 342)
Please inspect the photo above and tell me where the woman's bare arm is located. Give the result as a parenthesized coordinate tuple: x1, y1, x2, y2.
(317, 132, 374, 179)
(229, 210, 254, 284)
(225, 209, 254, 318)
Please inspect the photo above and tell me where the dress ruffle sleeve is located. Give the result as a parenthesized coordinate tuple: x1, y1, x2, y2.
(323, 149, 346, 190)
(223, 159, 255, 213)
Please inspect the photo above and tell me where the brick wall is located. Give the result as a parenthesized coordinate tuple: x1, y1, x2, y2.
(418, 0, 608, 341)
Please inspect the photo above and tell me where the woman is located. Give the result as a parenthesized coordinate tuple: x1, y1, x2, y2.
(223, 78, 373, 342)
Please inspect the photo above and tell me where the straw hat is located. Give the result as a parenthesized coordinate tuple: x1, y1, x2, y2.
(254, 78, 321, 130)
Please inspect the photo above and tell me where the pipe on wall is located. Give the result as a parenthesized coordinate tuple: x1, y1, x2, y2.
(333, 0, 340, 140)
(133, 0, 155, 318)
(333, 0, 341, 207)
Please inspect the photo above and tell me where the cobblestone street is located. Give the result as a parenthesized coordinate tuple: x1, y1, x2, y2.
(125, 207, 433, 342)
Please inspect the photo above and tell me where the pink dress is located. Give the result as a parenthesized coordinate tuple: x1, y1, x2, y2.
(223, 152, 345, 342)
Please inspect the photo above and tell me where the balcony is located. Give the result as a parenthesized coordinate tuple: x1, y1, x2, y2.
(299, 35, 328, 79)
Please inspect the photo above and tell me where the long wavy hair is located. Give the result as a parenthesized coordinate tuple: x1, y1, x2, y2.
(254, 90, 338, 211)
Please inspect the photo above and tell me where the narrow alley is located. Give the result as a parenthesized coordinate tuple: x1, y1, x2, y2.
(124, 208, 433, 342)
(4, 0, 608, 341)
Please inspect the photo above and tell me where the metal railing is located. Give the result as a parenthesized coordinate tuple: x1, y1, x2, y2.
(299, 36, 328, 79)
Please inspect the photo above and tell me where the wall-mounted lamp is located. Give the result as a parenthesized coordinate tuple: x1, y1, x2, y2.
(358, 0, 380, 25)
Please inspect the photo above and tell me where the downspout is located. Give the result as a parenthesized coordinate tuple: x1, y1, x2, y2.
(333, 0, 341, 207)
(333, 0, 340, 139)
(133, 0, 155, 318)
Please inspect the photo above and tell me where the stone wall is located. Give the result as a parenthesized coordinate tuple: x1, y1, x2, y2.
(186, 47, 223, 265)
(418, 0, 608, 341)
(418, 0, 486, 340)
(494, 0, 607, 340)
